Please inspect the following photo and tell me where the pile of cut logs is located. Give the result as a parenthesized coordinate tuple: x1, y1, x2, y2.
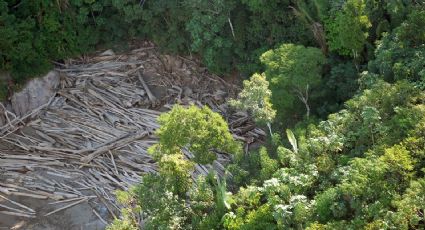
(0, 44, 265, 221)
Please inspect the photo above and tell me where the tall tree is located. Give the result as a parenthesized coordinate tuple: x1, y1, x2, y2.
(292, 0, 329, 54)
(260, 43, 325, 120)
(325, 0, 371, 57)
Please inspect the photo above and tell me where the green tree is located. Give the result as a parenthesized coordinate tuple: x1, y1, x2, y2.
(259, 147, 278, 181)
(391, 178, 425, 229)
(369, 9, 425, 84)
(150, 105, 241, 164)
(325, 0, 371, 57)
(157, 154, 194, 196)
(185, 0, 238, 73)
(292, 0, 330, 54)
(229, 73, 276, 134)
(137, 0, 189, 52)
(261, 43, 325, 121)
(137, 174, 190, 229)
(109, 105, 240, 229)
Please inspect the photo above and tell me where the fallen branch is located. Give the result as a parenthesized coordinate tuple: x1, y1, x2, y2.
(0, 210, 35, 218)
(137, 71, 159, 106)
(93, 209, 108, 225)
(81, 131, 149, 163)
(44, 197, 88, 216)
(0, 203, 34, 216)
(0, 194, 35, 213)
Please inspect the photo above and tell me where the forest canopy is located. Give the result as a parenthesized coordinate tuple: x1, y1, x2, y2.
(1, 0, 425, 229)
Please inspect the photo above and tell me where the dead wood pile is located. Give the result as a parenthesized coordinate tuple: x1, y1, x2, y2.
(0, 43, 265, 220)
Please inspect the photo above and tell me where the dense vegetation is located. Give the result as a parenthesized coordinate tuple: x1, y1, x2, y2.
(1, 0, 425, 229)
(0, 0, 317, 98)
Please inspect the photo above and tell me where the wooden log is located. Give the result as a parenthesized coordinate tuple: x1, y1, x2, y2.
(0, 203, 34, 215)
(44, 197, 88, 216)
(92, 209, 108, 225)
(0, 211, 35, 218)
(0, 194, 35, 213)
(137, 71, 158, 106)
(81, 131, 149, 163)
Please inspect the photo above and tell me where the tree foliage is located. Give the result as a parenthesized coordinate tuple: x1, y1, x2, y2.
(229, 73, 275, 125)
(109, 106, 240, 229)
(112, 78, 425, 229)
(3, 1, 423, 229)
(325, 0, 371, 57)
(150, 105, 241, 164)
(221, 79, 425, 229)
(369, 8, 425, 85)
(0, 0, 316, 97)
(260, 44, 325, 121)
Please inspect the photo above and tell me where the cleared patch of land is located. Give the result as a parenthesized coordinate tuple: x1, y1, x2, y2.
(0, 44, 265, 229)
